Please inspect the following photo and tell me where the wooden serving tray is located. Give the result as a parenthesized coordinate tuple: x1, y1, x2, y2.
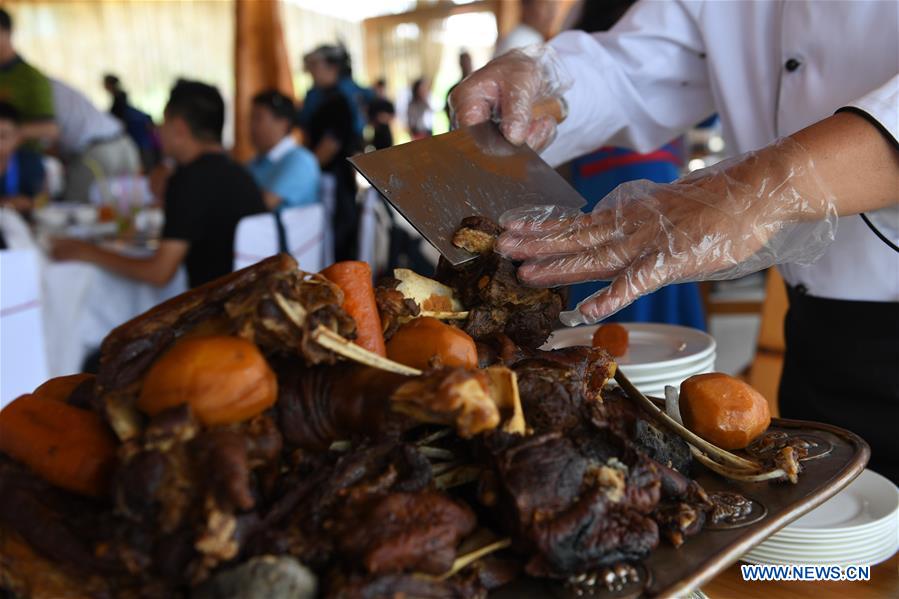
(496, 418, 870, 598)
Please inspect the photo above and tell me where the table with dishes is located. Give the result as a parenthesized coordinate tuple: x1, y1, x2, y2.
(3, 194, 186, 379)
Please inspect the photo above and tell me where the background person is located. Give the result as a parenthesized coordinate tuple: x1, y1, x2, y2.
(367, 78, 395, 151)
(0, 8, 57, 147)
(102, 73, 159, 171)
(50, 78, 140, 202)
(0, 102, 45, 213)
(248, 89, 320, 211)
(301, 45, 362, 261)
(407, 77, 433, 139)
(445, 51, 473, 123)
(298, 44, 371, 140)
(52, 80, 266, 289)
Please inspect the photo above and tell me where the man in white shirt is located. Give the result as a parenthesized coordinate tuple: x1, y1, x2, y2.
(493, 0, 556, 58)
(51, 78, 140, 202)
(451, 0, 899, 481)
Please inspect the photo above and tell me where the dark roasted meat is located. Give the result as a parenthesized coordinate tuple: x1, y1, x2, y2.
(452, 216, 502, 255)
(274, 365, 408, 451)
(328, 572, 486, 599)
(436, 218, 564, 348)
(111, 406, 283, 584)
(374, 278, 421, 340)
(481, 428, 661, 578)
(334, 491, 476, 575)
(512, 347, 616, 434)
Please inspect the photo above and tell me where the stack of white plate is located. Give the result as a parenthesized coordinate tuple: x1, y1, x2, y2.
(743, 469, 899, 566)
(543, 323, 716, 397)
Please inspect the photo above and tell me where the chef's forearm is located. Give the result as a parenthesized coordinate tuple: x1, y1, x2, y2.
(788, 112, 899, 217)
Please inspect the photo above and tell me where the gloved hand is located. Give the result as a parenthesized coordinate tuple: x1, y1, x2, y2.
(495, 138, 838, 326)
(448, 45, 571, 151)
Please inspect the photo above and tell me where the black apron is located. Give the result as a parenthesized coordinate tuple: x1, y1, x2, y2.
(779, 284, 899, 483)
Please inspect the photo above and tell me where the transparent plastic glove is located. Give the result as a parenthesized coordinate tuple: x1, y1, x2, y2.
(448, 45, 572, 151)
(495, 138, 838, 326)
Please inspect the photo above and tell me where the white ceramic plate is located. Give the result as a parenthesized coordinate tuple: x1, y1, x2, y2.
(767, 520, 898, 542)
(745, 541, 898, 567)
(742, 541, 897, 567)
(749, 532, 897, 559)
(745, 533, 898, 563)
(780, 470, 898, 534)
(759, 524, 897, 549)
(623, 354, 717, 384)
(544, 323, 716, 375)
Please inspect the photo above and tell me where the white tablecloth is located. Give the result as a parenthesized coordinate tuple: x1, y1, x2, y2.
(2, 206, 187, 379)
(42, 260, 186, 376)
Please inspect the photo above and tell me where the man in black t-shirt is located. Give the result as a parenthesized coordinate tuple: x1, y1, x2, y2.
(52, 80, 265, 288)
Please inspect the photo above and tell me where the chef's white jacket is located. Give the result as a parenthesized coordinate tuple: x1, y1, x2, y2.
(543, 0, 899, 302)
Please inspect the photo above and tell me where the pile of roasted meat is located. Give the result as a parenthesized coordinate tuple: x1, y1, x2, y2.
(1, 219, 775, 598)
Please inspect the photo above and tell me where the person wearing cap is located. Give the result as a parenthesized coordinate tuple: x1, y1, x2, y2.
(449, 1, 899, 481)
(247, 90, 320, 211)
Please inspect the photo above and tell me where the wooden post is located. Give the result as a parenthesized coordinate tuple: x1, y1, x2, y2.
(233, 0, 294, 161)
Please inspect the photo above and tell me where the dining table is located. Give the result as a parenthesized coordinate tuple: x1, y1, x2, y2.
(3, 203, 186, 378)
(703, 552, 898, 598)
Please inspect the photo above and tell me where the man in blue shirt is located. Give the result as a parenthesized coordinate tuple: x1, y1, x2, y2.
(247, 90, 320, 211)
(0, 101, 45, 213)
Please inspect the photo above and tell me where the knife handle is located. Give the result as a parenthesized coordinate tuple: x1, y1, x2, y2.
(532, 97, 568, 124)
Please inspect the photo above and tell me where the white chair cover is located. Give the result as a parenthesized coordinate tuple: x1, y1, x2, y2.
(233, 213, 279, 271)
(0, 249, 48, 407)
(357, 187, 391, 276)
(319, 173, 337, 266)
(280, 204, 326, 272)
(233, 204, 326, 272)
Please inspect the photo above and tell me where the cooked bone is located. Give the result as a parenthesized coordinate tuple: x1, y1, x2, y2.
(391, 366, 525, 437)
(615, 370, 760, 472)
(309, 325, 422, 376)
(394, 268, 464, 312)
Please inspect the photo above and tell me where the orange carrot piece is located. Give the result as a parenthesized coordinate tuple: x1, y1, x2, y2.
(321, 261, 387, 356)
(0, 394, 117, 497)
(592, 323, 629, 357)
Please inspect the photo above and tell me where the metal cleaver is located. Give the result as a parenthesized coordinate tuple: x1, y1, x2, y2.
(349, 101, 586, 265)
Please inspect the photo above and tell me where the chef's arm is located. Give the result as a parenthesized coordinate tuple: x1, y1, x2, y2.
(450, 0, 713, 166)
(790, 111, 899, 217)
(496, 106, 897, 325)
(50, 238, 187, 287)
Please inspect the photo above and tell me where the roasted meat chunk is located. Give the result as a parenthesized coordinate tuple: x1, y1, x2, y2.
(374, 278, 421, 340)
(436, 218, 564, 348)
(452, 216, 503, 255)
(335, 491, 476, 575)
(512, 347, 616, 434)
(112, 406, 283, 583)
(328, 572, 486, 599)
(482, 428, 661, 577)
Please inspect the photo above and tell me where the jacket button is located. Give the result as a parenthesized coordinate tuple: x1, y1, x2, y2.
(785, 58, 801, 72)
